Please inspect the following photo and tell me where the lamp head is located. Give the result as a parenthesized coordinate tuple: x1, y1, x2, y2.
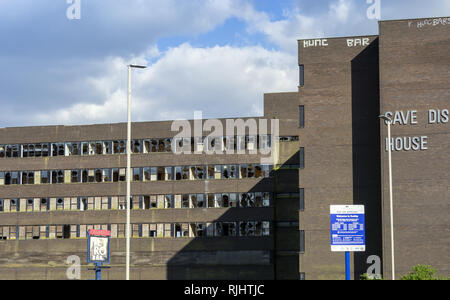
(379, 114, 392, 124)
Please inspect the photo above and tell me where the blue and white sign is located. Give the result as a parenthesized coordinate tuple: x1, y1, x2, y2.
(330, 205, 365, 252)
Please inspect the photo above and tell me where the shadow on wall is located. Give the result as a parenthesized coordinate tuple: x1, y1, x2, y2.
(351, 38, 384, 279)
(166, 150, 301, 280)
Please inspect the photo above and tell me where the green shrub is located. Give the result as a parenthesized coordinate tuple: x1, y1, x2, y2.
(360, 273, 383, 280)
(400, 265, 448, 280)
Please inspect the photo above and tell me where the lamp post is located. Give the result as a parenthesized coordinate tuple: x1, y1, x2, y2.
(379, 114, 395, 280)
(126, 64, 146, 280)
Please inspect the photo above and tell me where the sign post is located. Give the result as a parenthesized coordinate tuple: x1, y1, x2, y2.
(87, 229, 111, 280)
(330, 205, 366, 280)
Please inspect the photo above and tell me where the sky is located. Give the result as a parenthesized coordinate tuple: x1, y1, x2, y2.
(0, 0, 449, 127)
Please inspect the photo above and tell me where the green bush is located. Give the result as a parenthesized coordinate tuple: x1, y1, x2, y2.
(360, 273, 383, 280)
(400, 265, 448, 280)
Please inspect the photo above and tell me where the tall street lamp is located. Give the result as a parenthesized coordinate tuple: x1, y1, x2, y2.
(126, 64, 147, 280)
(379, 114, 395, 280)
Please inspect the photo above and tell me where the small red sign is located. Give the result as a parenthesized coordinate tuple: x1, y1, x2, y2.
(89, 229, 111, 237)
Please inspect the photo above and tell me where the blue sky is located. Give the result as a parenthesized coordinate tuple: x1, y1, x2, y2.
(0, 0, 449, 127)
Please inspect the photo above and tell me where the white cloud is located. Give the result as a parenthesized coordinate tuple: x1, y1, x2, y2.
(330, 0, 353, 22)
(32, 44, 298, 125)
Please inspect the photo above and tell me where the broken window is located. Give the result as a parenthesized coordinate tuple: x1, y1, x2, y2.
(262, 222, 270, 236)
(102, 169, 111, 182)
(143, 167, 151, 181)
(95, 142, 103, 155)
(71, 170, 80, 183)
(132, 140, 142, 153)
(94, 169, 102, 183)
(164, 138, 172, 152)
(150, 139, 159, 153)
(119, 168, 126, 181)
(190, 194, 204, 208)
(182, 195, 190, 208)
(67, 142, 80, 156)
(39, 198, 48, 211)
(87, 142, 95, 155)
(51, 170, 64, 184)
(236, 136, 246, 152)
(223, 136, 237, 152)
(156, 167, 165, 181)
(254, 222, 263, 236)
(85, 169, 95, 183)
(229, 193, 237, 207)
(56, 198, 64, 210)
(148, 224, 157, 237)
(259, 134, 271, 151)
(191, 165, 205, 180)
(133, 168, 142, 181)
(22, 144, 30, 157)
(63, 225, 71, 239)
(207, 165, 215, 179)
(194, 137, 204, 153)
(78, 197, 88, 211)
(81, 142, 89, 155)
(174, 166, 182, 180)
(40, 171, 50, 184)
(112, 168, 119, 182)
(215, 222, 236, 237)
(103, 141, 112, 154)
(21, 171, 35, 185)
(191, 223, 205, 237)
(222, 194, 230, 207)
(247, 164, 255, 178)
(174, 223, 183, 237)
(113, 140, 126, 154)
(165, 167, 173, 181)
(4, 172, 20, 185)
(5, 144, 20, 158)
(205, 136, 222, 153)
(214, 194, 222, 208)
(263, 192, 271, 207)
(239, 221, 256, 236)
(246, 135, 257, 152)
(26, 199, 34, 212)
(240, 193, 256, 208)
(0, 145, 4, 158)
(142, 196, 151, 209)
(222, 165, 237, 179)
(52, 143, 65, 157)
(118, 197, 126, 210)
(182, 166, 190, 180)
(0, 199, 3, 212)
(143, 140, 151, 153)
(164, 195, 173, 208)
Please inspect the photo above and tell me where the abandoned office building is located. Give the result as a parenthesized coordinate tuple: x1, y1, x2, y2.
(0, 17, 449, 280)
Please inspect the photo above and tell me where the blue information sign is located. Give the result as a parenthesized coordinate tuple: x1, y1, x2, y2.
(330, 205, 365, 252)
